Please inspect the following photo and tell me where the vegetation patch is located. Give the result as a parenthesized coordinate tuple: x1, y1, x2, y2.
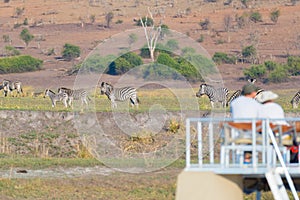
(0, 55, 43, 74)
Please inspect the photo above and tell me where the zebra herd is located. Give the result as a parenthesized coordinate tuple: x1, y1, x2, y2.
(196, 81, 300, 109)
(43, 82, 139, 109)
(0, 79, 299, 109)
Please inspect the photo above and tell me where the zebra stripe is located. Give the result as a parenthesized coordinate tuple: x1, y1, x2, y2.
(196, 84, 229, 108)
(2, 80, 23, 97)
(57, 87, 90, 107)
(44, 89, 69, 108)
(226, 90, 242, 107)
(100, 82, 139, 108)
(291, 91, 300, 109)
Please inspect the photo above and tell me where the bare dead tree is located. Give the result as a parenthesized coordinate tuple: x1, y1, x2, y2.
(140, 7, 162, 61)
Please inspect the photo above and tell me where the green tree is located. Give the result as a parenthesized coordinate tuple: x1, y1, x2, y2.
(20, 28, 34, 48)
(62, 43, 81, 61)
(270, 9, 280, 24)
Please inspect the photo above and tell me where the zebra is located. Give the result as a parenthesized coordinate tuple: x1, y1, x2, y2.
(196, 83, 229, 108)
(226, 89, 242, 107)
(44, 89, 69, 108)
(2, 80, 23, 97)
(57, 87, 90, 107)
(291, 91, 300, 109)
(226, 79, 264, 107)
(99, 82, 139, 108)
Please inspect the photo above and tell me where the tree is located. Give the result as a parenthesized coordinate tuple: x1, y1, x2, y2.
(242, 45, 257, 63)
(62, 43, 81, 61)
(139, 8, 161, 61)
(20, 28, 34, 48)
(270, 9, 280, 24)
(105, 12, 114, 28)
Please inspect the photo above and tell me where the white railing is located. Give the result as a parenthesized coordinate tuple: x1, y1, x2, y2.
(185, 117, 300, 198)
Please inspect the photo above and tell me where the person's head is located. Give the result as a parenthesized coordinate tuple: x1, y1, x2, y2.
(241, 83, 259, 98)
(256, 90, 278, 104)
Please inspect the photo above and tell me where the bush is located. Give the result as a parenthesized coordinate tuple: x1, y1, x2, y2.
(249, 11, 262, 23)
(242, 45, 256, 58)
(108, 57, 132, 75)
(80, 54, 116, 73)
(268, 65, 289, 83)
(4, 45, 20, 56)
(120, 52, 143, 67)
(136, 17, 154, 26)
(212, 52, 236, 65)
(243, 64, 266, 79)
(0, 55, 43, 73)
(287, 56, 300, 75)
(199, 18, 210, 30)
(165, 39, 179, 51)
(264, 60, 277, 71)
(62, 43, 81, 61)
(270, 9, 280, 24)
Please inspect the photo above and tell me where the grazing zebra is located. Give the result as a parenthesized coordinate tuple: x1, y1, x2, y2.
(57, 87, 90, 107)
(196, 83, 229, 108)
(99, 82, 139, 108)
(291, 91, 300, 109)
(44, 89, 69, 108)
(2, 80, 23, 97)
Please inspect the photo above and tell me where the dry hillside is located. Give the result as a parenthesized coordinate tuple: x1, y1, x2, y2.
(0, 0, 299, 91)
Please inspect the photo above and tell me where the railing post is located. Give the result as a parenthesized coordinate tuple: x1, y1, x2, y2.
(186, 119, 191, 169)
(197, 122, 203, 167)
(252, 119, 257, 169)
(209, 121, 214, 164)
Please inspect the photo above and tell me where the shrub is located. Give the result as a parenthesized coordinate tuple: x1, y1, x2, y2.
(62, 43, 81, 61)
(136, 16, 154, 26)
(2, 35, 10, 43)
(242, 45, 256, 58)
(287, 56, 300, 75)
(212, 52, 236, 65)
(4, 45, 20, 56)
(115, 19, 123, 24)
(268, 65, 288, 83)
(120, 52, 143, 67)
(243, 64, 266, 79)
(270, 9, 280, 24)
(264, 60, 277, 72)
(108, 57, 132, 75)
(0, 55, 43, 73)
(199, 18, 210, 30)
(197, 35, 204, 43)
(105, 12, 114, 28)
(165, 39, 179, 51)
(249, 11, 262, 23)
(80, 54, 116, 73)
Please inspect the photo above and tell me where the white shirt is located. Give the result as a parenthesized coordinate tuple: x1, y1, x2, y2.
(258, 102, 289, 125)
(230, 96, 262, 121)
